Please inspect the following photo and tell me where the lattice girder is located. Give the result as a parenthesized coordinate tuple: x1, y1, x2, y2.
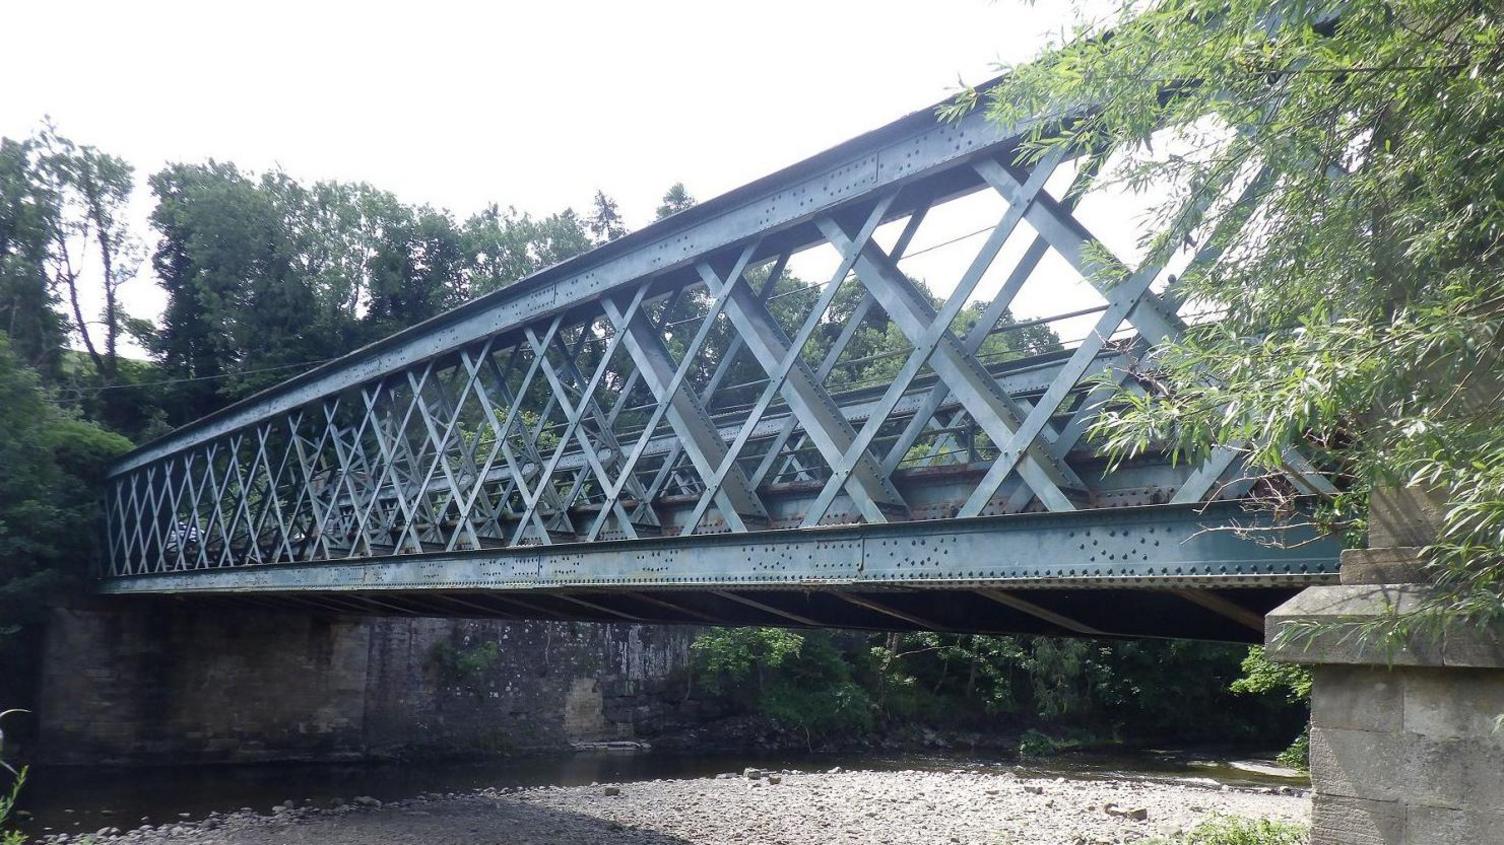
(101, 90, 1332, 578)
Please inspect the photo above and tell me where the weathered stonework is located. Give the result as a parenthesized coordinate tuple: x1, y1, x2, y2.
(1267, 486, 1504, 844)
(37, 601, 701, 765)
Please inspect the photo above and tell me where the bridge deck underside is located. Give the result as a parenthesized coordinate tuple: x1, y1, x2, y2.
(129, 585, 1301, 644)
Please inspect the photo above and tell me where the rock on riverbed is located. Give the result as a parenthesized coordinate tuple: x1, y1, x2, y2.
(37, 769, 1308, 845)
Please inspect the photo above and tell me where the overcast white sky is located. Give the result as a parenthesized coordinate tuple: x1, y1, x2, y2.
(5, 0, 1161, 351)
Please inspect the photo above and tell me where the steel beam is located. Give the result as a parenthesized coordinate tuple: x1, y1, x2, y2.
(601, 249, 770, 532)
(698, 198, 909, 526)
(818, 216, 1083, 511)
(836, 594, 948, 629)
(711, 592, 822, 627)
(625, 592, 722, 624)
(1170, 588, 1264, 633)
(98, 501, 1338, 596)
(975, 589, 1105, 635)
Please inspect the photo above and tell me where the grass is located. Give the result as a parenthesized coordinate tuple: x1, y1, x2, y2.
(1146, 815, 1308, 845)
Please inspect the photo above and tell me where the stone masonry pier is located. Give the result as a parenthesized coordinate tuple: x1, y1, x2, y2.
(1268, 488, 1504, 844)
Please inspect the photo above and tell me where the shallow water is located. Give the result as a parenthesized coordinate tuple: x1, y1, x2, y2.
(15, 747, 1307, 836)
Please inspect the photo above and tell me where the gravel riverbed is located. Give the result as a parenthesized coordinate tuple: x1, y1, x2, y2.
(39, 767, 1309, 845)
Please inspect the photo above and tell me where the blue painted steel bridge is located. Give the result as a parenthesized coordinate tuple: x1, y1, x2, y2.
(98, 84, 1341, 642)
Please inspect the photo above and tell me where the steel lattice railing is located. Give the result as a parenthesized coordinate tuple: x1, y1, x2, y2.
(102, 96, 1332, 579)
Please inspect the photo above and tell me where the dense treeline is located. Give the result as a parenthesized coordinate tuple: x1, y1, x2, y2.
(145, 165, 603, 424)
(0, 124, 628, 711)
(0, 122, 1303, 763)
(690, 628, 1308, 758)
(1, 127, 624, 437)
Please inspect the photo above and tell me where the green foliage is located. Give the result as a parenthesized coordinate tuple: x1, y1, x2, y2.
(692, 629, 876, 738)
(1230, 647, 1312, 769)
(760, 632, 876, 737)
(0, 136, 66, 379)
(5, 119, 606, 430)
(586, 190, 627, 243)
(1230, 647, 1312, 704)
(431, 640, 503, 687)
(1275, 727, 1310, 771)
(691, 627, 805, 694)
(2, 709, 27, 844)
(0, 337, 131, 661)
(654, 183, 696, 221)
(1018, 729, 1052, 757)
(957, 0, 1504, 632)
(693, 627, 1303, 746)
(144, 160, 600, 423)
(464, 204, 593, 296)
(1016, 726, 1103, 757)
(1146, 815, 1308, 845)
(1, 126, 164, 437)
(0, 767, 24, 845)
(761, 678, 876, 738)
(35, 125, 140, 394)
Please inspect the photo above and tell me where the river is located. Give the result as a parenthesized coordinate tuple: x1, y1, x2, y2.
(16, 748, 1306, 838)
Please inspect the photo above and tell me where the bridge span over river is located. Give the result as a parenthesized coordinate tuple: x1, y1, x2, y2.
(98, 83, 1341, 643)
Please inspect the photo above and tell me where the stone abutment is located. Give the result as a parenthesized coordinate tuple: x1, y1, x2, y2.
(1268, 487, 1504, 844)
(37, 601, 701, 765)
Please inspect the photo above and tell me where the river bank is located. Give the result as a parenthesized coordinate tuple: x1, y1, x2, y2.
(33, 766, 1308, 845)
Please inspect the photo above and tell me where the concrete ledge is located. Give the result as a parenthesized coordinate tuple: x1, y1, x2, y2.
(1266, 584, 1504, 669)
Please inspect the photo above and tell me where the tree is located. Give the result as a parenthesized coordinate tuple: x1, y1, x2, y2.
(688, 626, 1300, 745)
(1231, 646, 1313, 768)
(148, 163, 400, 416)
(150, 161, 242, 419)
(586, 189, 627, 243)
(1, 707, 24, 845)
(0, 136, 65, 377)
(462, 204, 593, 296)
(956, 1, 1504, 630)
(35, 125, 141, 388)
(144, 158, 608, 419)
(528, 208, 596, 267)
(0, 125, 157, 432)
(655, 182, 696, 220)
(149, 161, 304, 419)
(0, 333, 130, 705)
(363, 202, 467, 338)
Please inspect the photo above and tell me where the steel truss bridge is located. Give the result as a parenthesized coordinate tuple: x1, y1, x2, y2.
(99, 85, 1341, 643)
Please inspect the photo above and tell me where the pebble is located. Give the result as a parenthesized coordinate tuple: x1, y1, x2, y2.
(34, 770, 1307, 845)
(1104, 803, 1149, 821)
